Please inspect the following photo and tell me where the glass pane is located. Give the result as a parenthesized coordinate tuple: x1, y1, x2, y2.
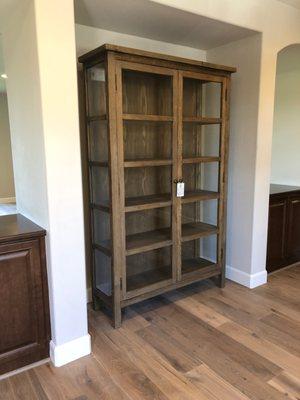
(87, 64, 106, 116)
(94, 249, 112, 296)
(125, 166, 172, 199)
(122, 69, 172, 115)
(126, 246, 172, 292)
(183, 77, 221, 118)
(183, 124, 220, 158)
(182, 235, 217, 276)
(124, 121, 172, 161)
(90, 166, 110, 204)
(182, 199, 218, 227)
(183, 162, 219, 194)
(93, 209, 111, 249)
(204, 82, 222, 118)
(88, 121, 108, 163)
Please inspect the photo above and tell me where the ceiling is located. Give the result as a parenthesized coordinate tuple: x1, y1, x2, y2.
(74, 0, 258, 50)
(276, 0, 300, 9)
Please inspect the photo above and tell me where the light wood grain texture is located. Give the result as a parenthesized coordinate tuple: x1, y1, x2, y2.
(268, 371, 300, 400)
(1, 264, 300, 400)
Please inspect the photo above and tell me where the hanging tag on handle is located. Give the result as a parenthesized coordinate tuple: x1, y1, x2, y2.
(176, 181, 185, 197)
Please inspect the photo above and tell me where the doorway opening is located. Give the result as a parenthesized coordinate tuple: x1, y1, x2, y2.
(0, 36, 16, 216)
(267, 44, 300, 273)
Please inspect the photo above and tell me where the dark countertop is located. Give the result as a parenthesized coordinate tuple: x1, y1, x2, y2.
(270, 184, 300, 195)
(0, 214, 46, 244)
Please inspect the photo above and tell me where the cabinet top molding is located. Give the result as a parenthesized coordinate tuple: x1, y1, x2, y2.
(78, 43, 237, 74)
(270, 184, 300, 196)
(0, 214, 46, 244)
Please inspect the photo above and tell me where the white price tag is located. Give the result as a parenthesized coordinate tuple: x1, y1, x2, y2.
(176, 182, 185, 197)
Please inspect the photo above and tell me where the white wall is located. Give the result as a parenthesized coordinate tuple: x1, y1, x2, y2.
(2, 1, 48, 222)
(207, 34, 264, 286)
(153, 0, 300, 286)
(0, 92, 15, 200)
(76, 5, 300, 288)
(75, 24, 206, 60)
(3, 0, 90, 367)
(271, 49, 300, 186)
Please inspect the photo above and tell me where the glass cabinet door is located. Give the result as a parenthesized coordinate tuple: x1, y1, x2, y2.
(116, 62, 177, 298)
(85, 63, 113, 299)
(179, 71, 225, 280)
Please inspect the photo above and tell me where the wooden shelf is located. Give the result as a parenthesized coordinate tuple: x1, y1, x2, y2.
(94, 222, 217, 257)
(125, 194, 171, 212)
(124, 159, 172, 168)
(91, 202, 110, 213)
(182, 222, 218, 242)
(182, 257, 216, 275)
(89, 161, 109, 167)
(183, 117, 222, 124)
(126, 228, 172, 256)
(123, 114, 173, 122)
(93, 242, 111, 256)
(127, 266, 172, 292)
(183, 157, 220, 164)
(182, 190, 220, 203)
(87, 115, 107, 122)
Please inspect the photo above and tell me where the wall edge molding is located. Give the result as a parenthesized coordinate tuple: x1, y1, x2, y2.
(226, 265, 267, 288)
(0, 197, 16, 204)
(50, 334, 91, 367)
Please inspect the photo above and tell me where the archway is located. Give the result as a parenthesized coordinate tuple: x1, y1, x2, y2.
(267, 44, 300, 273)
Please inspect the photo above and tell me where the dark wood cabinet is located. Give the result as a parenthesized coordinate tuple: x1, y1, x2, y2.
(79, 44, 236, 327)
(267, 185, 300, 273)
(287, 195, 300, 263)
(0, 214, 50, 375)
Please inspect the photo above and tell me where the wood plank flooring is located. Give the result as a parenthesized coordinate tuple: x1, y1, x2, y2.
(1, 265, 299, 399)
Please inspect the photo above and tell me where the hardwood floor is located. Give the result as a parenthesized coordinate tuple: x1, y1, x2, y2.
(1, 265, 299, 399)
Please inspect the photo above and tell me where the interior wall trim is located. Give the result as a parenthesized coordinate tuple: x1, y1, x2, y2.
(226, 265, 267, 288)
(50, 334, 91, 367)
(0, 197, 16, 204)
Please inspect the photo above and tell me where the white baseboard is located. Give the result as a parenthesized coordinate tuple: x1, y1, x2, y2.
(0, 197, 16, 204)
(226, 265, 267, 288)
(50, 334, 91, 367)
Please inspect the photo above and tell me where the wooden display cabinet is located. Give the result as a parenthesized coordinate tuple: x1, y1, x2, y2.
(79, 44, 236, 327)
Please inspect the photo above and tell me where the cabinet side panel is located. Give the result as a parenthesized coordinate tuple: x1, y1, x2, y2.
(218, 77, 230, 286)
(267, 197, 287, 272)
(107, 54, 125, 327)
(287, 195, 300, 264)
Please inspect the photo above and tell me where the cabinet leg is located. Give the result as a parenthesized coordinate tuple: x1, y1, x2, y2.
(92, 294, 102, 311)
(113, 304, 122, 329)
(217, 271, 226, 288)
